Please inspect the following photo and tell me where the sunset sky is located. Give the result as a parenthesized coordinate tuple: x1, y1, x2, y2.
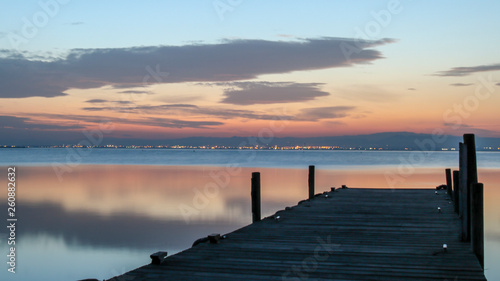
(1, 0, 500, 145)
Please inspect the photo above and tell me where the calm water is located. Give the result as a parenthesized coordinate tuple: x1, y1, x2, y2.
(0, 149, 498, 280)
(2, 148, 500, 168)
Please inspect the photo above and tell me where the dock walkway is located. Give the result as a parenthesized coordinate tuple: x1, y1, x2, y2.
(109, 188, 486, 281)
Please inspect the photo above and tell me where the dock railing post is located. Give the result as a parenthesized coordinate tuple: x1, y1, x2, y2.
(308, 165, 315, 199)
(251, 172, 261, 223)
(459, 142, 469, 241)
(452, 170, 459, 214)
(471, 182, 484, 269)
(445, 168, 452, 198)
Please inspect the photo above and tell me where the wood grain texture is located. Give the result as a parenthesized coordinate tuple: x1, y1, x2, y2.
(108, 188, 486, 281)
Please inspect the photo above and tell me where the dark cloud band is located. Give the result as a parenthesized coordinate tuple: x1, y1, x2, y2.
(449, 83, 473, 87)
(0, 115, 84, 130)
(0, 37, 393, 98)
(216, 81, 329, 105)
(298, 106, 356, 121)
(435, 63, 500, 77)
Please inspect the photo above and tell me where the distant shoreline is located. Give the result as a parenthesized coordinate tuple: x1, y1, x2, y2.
(1, 146, 499, 151)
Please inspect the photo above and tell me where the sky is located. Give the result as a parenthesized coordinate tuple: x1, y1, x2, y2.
(1, 0, 500, 145)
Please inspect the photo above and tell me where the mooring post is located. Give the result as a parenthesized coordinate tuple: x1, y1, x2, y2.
(150, 251, 168, 265)
(471, 182, 484, 269)
(445, 168, 452, 198)
(464, 134, 478, 187)
(459, 142, 469, 241)
(308, 165, 315, 199)
(464, 134, 478, 242)
(453, 170, 459, 214)
(251, 172, 261, 223)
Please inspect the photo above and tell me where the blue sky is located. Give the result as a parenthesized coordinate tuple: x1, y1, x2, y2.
(3, 1, 499, 55)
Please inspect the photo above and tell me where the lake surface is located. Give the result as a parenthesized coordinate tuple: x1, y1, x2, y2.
(0, 149, 498, 280)
(2, 148, 500, 169)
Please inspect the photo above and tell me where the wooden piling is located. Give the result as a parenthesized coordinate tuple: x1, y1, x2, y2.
(471, 183, 484, 269)
(459, 142, 469, 241)
(461, 134, 478, 242)
(464, 135, 478, 241)
(464, 134, 478, 187)
(251, 172, 261, 223)
(445, 168, 452, 198)
(308, 165, 315, 199)
(453, 170, 459, 214)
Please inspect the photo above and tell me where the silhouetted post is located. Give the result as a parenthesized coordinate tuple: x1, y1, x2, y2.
(251, 172, 261, 223)
(464, 134, 478, 239)
(464, 134, 478, 187)
(308, 165, 315, 199)
(471, 183, 484, 269)
(445, 168, 452, 198)
(453, 170, 459, 214)
(464, 134, 478, 242)
(459, 142, 469, 241)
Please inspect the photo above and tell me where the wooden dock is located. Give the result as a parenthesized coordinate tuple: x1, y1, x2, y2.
(107, 188, 485, 281)
(105, 134, 485, 281)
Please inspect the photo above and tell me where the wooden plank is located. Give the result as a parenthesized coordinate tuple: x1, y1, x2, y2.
(108, 188, 486, 281)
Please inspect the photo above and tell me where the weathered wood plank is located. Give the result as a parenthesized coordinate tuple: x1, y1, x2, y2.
(107, 188, 486, 281)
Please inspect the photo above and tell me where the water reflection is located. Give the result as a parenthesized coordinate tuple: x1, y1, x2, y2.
(0, 165, 498, 280)
(10, 165, 312, 222)
(9, 165, 483, 221)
